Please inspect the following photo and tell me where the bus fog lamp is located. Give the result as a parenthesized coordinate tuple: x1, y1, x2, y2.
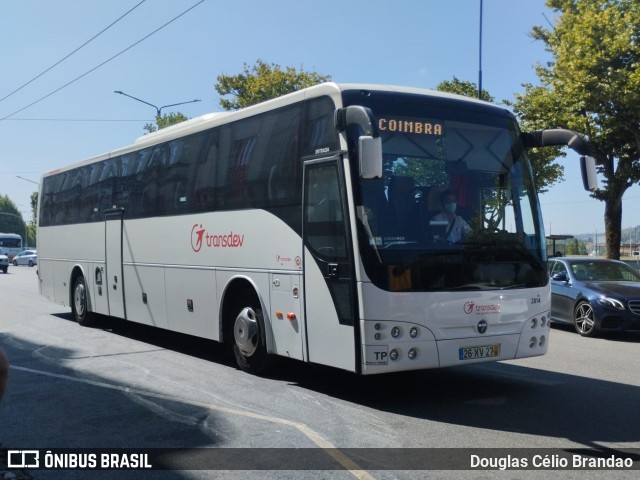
(389, 349, 399, 361)
(409, 327, 418, 338)
(408, 348, 417, 360)
(391, 327, 401, 338)
(529, 337, 537, 348)
(374, 323, 381, 330)
(374, 332, 381, 340)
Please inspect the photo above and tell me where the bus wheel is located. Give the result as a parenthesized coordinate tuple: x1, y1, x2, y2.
(232, 305, 272, 374)
(72, 275, 93, 326)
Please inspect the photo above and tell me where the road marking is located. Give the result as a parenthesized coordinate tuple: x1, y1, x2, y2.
(10, 365, 376, 479)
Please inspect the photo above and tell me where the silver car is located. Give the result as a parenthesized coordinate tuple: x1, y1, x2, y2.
(12, 249, 37, 267)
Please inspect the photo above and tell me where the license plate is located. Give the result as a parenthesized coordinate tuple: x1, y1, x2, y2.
(459, 344, 500, 360)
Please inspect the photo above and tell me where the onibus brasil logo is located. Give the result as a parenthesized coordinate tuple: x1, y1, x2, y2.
(191, 224, 245, 252)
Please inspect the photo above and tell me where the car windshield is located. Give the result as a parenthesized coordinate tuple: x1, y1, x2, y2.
(570, 261, 640, 282)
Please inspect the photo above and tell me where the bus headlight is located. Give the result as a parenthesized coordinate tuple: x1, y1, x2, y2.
(408, 348, 417, 360)
(389, 349, 399, 361)
(530, 318, 538, 329)
(391, 326, 401, 338)
(409, 327, 419, 338)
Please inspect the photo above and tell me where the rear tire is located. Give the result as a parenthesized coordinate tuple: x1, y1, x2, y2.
(72, 275, 94, 326)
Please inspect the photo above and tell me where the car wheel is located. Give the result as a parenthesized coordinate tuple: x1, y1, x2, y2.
(574, 300, 597, 337)
(28, 260, 34, 267)
(12, 260, 17, 266)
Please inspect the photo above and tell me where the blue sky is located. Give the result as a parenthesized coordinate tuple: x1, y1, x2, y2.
(1, 0, 638, 236)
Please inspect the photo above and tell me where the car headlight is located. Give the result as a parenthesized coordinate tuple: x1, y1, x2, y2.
(598, 295, 625, 310)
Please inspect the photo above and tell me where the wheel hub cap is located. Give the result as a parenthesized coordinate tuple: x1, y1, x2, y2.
(234, 307, 259, 357)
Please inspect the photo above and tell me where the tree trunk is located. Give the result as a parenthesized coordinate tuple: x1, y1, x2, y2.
(604, 195, 623, 259)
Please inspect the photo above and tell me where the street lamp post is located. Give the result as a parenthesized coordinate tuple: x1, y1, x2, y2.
(114, 90, 201, 117)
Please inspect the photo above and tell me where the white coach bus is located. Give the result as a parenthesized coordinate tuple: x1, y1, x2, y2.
(37, 83, 596, 374)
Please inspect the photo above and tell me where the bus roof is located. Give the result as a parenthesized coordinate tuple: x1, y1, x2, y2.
(42, 82, 506, 177)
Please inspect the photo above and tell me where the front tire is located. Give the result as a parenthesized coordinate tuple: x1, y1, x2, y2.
(72, 275, 93, 326)
(574, 300, 597, 337)
(232, 303, 272, 375)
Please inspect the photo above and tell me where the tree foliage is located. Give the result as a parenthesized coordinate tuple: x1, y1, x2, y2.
(436, 76, 494, 102)
(0, 195, 27, 244)
(214, 59, 331, 111)
(143, 111, 189, 134)
(511, 0, 640, 258)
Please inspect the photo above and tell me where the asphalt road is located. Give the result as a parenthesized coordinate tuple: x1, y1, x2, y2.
(1, 265, 640, 480)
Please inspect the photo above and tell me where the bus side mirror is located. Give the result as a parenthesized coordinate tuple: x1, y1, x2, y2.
(358, 136, 382, 179)
(580, 155, 598, 192)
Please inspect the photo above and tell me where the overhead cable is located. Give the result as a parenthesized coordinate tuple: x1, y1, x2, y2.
(0, 0, 205, 122)
(0, 0, 148, 104)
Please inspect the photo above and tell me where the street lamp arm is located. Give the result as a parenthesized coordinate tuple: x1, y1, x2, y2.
(114, 91, 201, 117)
(16, 175, 39, 186)
(114, 90, 161, 116)
(157, 99, 201, 115)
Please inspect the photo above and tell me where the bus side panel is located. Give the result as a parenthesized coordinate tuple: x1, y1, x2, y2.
(38, 224, 105, 310)
(38, 259, 56, 304)
(165, 267, 218, 340)
(123, 264, 168, 328)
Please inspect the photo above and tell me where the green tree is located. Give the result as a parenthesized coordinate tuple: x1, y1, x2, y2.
(214, 59, 331, 111)
(436, 76, 494, 102)
(566, 238, 588, 255)
(0, 195, 27, 246)
(29, 191, 38, 247)
(143, 111, 189, 134)
(511, 0, 640, 259)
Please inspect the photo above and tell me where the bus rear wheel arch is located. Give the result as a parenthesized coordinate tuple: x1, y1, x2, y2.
(222, 281, 272, 375)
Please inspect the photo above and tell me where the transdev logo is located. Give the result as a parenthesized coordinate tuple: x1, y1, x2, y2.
(463, 301, 501, 315)
(191, 224, 245, 252)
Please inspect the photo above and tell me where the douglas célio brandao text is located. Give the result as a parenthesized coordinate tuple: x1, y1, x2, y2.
(470, 453, 635, 470)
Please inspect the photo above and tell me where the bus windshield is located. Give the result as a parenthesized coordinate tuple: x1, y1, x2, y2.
(347, 92, 547, 292)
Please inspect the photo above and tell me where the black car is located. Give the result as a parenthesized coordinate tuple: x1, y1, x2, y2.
(549, 257, 640, 336)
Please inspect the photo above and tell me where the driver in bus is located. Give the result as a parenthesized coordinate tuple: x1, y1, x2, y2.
(431, 189, 470, 243)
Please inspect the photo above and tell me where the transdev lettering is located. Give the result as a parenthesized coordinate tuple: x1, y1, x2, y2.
(191, 224, 245, 252)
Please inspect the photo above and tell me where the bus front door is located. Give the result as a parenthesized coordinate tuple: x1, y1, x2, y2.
(302, 157, 357, 372)
(105, 209, 126, 319)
